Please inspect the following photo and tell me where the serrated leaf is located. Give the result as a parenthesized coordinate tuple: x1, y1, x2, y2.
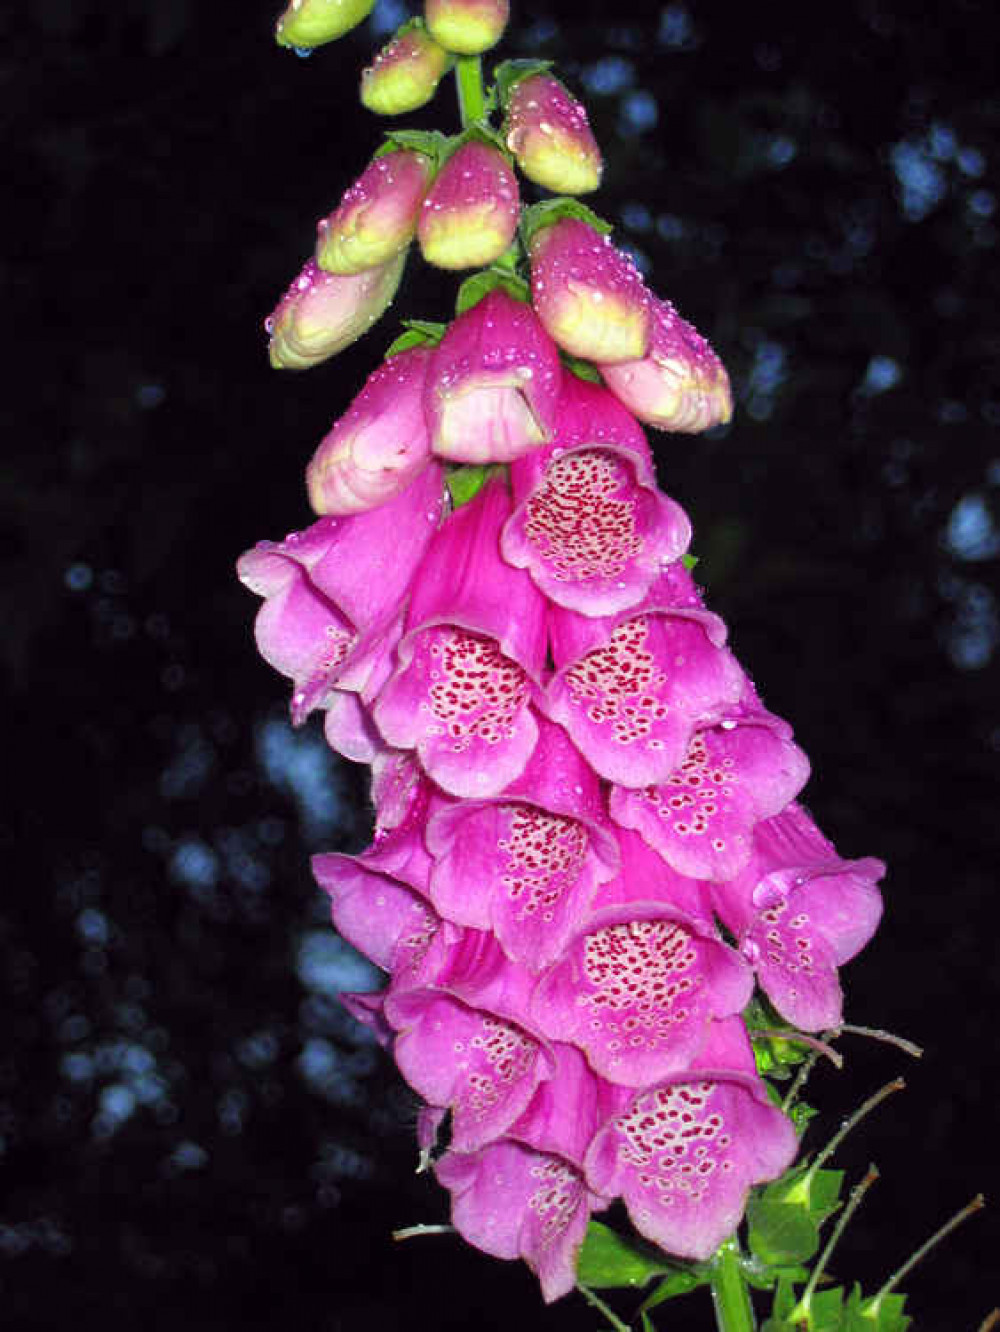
(575, 1220, 670, 1290)
(748, 1197, 823, 1267)
(843, 1286, 911, 1332)
(744, 1260, 811, 1292)
(520, 197, 614, 249)
(809, 1286, 849, 1330)
(455, 269, 530, 315)
(790, 1101, 819, 1133)
(638, 1267, 709, 1315)
(493, 57, 555, 109)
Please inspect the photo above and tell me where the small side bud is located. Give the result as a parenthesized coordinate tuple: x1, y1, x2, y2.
(505, 73, 602, 196)
(418, 140, 519, 270)
(316, 150, 435, 275)
(361, 21, 450, 116)
(306, 347, 434, 514)
(600, 296, 733, 432)
(529, 217, 651, 363)
(266, 254, 406, 370)
(423, 0, 509, 55)
(275, 0, 376, 51)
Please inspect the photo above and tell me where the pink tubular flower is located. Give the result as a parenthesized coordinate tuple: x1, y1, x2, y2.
(315, 149, 434, 275)
(306, 347, 434, 515)
(529, 217, 652, 364)
(436, 1139, 604, 1303)
(266, 255, 406, 370)
(610, 705, 811, 881)
(275, 0, 376, 50)
(373, 477, 547, 797)
(601, 295, 734, 433)
(360, 21, 450, 116)
(531, 829, 752, 1086)
(425, 715, 620, 970)
(544, 566, 745, 788)
(236, 463, 444, 749)
(711, 804, 885, 1031)
(502, 373, 692, 615)
(505, 73, 603, 196)
(584, 1018, 798, 1262)
(418, 140, 520, 270)
(424, 0, 510, 54)
(424, 289, 562, 463)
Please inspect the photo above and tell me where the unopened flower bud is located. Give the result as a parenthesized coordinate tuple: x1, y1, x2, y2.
(361, 21, 449, 116)
(316, 150, 434, 275)
(600, 296, 733, 432)
(266, 254, 406, 370)
(418, 140, 519, 270)
(424, 0, 509, 55)
(306, 347, 434, 514)
(425, 289, 562, 463)
(505, 73, 602, 195)
(529, 217, 651, 363)
(275, 0, 376, 50)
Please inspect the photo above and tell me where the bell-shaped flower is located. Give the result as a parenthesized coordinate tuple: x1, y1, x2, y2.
(275, 0, 376, 50)
(610, 705, 810, 881)
(424, 0, 509, 54)
(370, 748, 426, 833)
(266, 255, 406, 370)
(710, 804, 885, 1031)
(418, 140, 520, 270)
(502, 374, 691, 615)
(505, 73, 602, 196)
(373, 477, 547, 797)
(601, 295, 733, 433)
(360, 20, 450, 116)
(436, 1139, 604, 1303)
(544, 565, 745, 788)
(584, 1017, 799, 1262)
(531, 830, 752, 1086)
(424, 290, 562, 463)
(508, 1042, 627, 1168)
(425, 716, 619, 970)
(529, 217, 652, 364)
(236, 463, 445, 751)
(315, 149, 434, 275)
(306, 346, 434, 515)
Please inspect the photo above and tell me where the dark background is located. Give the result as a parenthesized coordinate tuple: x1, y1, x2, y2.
(4, 0, 999, 1327)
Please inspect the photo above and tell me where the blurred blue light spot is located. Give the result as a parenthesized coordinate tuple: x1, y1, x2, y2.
(582, 56, 634, 95)
(170, 838, 219, 889)
(297, 930, 379, 995)
(60, 1052, 94, 1083)
(928, 122, 956, 160)
(942, 580, 998, 669)
(135, 383, 165, 410)
(946, 495, 1000, 561)
(257, 718, 343, 842)
(97, 1084, 137, 1128)
(890, 141, 947, 222)
(621, 202, 652, 232)
(76, 908, 109, 946)
(65, 563, 93, 592)
(860, 355, 902, 394)
(369, 0, 408, 36)
(658, 4, 697, 49)
(620, 91, 658, 135)
(768, 135, 797, 168)
(968, 189, 995, 218)
(172, 1140, 209, 1171)
(958, 146, 985, 178)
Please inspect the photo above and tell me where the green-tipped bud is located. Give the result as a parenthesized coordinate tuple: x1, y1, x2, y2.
(423, 0, 509, 55)
(505, 73, 603, 195)
(316, 150, 434, 275)
(275, 0, 376, 51)
(418, 140, 519, 270)
(266, 254, 406, 370)
(360, 21, 450, 116)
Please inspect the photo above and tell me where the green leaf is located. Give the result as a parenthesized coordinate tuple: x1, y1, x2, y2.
(562, 354, 602, 384)
(809, 1286, 849, 1330)
(376, 128, 450, 166)
(843, 1286, 911, 1332)
(575, 1220, 671, 1290)
(638, 1267, 709, 1314)
(520, 197, 614, 249)
(682, 553, 699, 571)
(385, 319, 448, 355)
(455, 268, 530, 315)
(446, 465, 492, 509)
(492, 57, 555, 109)
(748, 1198, 823, 1267)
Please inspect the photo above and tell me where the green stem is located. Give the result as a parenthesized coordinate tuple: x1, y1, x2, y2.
(455, 54, 486, 128)
(709, 1239, 756, 1332)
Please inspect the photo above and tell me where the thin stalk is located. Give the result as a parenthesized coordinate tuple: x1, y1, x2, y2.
(810, 1078, 904, 1174)
(871, 1193, 985, 1302)
(577, 1284, 632, 1332)
(709, 1239, 756, 1332)
(455, 55, 486, 128)
(794, 1165, 879, 1317)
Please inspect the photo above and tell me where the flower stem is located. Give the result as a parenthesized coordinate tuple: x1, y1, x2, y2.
(455, 54, 486, 128)
(709, 1239, 756, 1332)
(577, 1284, 632, 1332)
